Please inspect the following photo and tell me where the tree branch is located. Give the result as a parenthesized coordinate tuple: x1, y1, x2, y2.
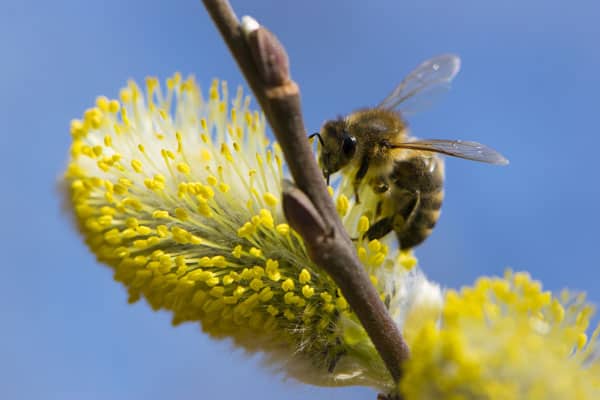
(201, 0, 409, 384)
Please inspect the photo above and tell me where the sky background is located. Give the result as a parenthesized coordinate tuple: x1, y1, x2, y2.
(2, 0, 599, 399)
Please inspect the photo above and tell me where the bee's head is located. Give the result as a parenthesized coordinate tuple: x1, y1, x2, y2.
(310, 119, 357, 183)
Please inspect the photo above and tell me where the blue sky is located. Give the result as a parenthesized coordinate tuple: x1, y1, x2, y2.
(2, 0, 599, 399)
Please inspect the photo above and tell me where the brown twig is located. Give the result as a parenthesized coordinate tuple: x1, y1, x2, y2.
(201, 0, 410, 384)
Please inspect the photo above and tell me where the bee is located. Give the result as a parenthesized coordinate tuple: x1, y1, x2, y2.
(310, 54, 508, 250)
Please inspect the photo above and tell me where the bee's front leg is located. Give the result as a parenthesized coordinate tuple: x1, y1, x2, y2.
(353, 156, 371, 204)
(353, 184, 361, 204)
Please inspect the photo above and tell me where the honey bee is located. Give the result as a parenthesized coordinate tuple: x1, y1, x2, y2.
(310, 54, 508, 250)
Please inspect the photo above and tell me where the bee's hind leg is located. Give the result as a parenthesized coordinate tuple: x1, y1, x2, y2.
(364, 217, 394, 241)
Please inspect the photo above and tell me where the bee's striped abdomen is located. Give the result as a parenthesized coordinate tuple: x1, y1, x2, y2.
(390, 155, 445, 250)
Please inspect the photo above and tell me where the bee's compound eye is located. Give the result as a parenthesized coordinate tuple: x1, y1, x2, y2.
(342, 135, 357, 157)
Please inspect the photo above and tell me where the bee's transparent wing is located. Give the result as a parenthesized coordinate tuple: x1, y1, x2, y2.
(392, 139, 509, 165)
(378, 54, 461, 114)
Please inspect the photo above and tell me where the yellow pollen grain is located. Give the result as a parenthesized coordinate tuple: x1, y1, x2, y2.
(282, 279, 295, 292)
(251, 266, 265, 278)
(156, 225, 169, 238)
(240, 268, 253, 281)
(336, 297, 348, 310)
(367, 239, 382, 253)
(197, 185, 214, 199)
(263, 192, 278, 207)
(299, 269, 311, 284)
(97, 215, 113, 226)
(108, 99, 120, 113)
(84, 107, 103, 129)
(209, 286, 225, 298)
(152, 210, 170, 219)
(162, 149, 175, 160)
(357, 216, 370, 234)
(103, 135, 113, 147)
(176, 162, 191, 175)
(119, 87, 133, 103)
(249, 247, 262, 258)
(302, 285, 315, 298)
(137, 226, 152, 235)
(175, 132, 183, 153)
(96, 96, 110, 111)
(201, 149, 212, 161)
(100, 206, 116, 215)
(70, 119, 85, 139)
(133, 239, 148, 249)
(259, 209, 274, 229)
(266, 259, 281, 282)
(322, 303, 335, 314)
(232, 245, 243, 258)
(174, 207, 189, 221)
(211, 256, 226, 267)
(206, 276, 220, 287)
(131, 159, 143, 173)
(259, 287, 273, 302)
(196, 200, 212, 217)
(206, 175, 218, 186)
(336, 194, 349, 216)
(222, 275, 235, 286)
(218, 183, 230, 193)
(220, 143, 233, 162)
(249, 278, 264, 291)
(197, 257, 210, 267)
(276, 224, 289, 236)
(369, 252, 386, 266)
(284, 292, 298, 305)
(125, 218, 139, 228)
(398, 251, 417, 270)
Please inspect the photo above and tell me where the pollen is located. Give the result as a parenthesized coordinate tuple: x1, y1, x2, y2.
(299, 269, 311, 284)
(336, 194, 349, 216)
(275, 224, 290, 236)
(176, 162, 191, 175)
(263, 192, 278, 206)
(152, 210, 170, 219)
(131, 159, 142, 173)
(357, 216, 370, 234)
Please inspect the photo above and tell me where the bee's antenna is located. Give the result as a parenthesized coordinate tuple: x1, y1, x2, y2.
(308, 132, 324, 146)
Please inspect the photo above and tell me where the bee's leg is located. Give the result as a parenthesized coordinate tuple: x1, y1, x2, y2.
(365, 191, 420, 241)
(371, 176, 390, 194)
(353, 156, 371, 204)
(375, 200, 383, 218)
(364, 217, 394, 241)
(353, 187, 361, 205)
(403, 191, 421, 228)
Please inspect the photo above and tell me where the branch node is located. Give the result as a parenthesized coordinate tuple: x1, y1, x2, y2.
(265, 81, 299, 99)
(242, 16, 291, 87)
(282, 179, 330, 244)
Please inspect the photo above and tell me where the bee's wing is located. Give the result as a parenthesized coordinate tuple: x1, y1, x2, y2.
(378, 54, 461, 114)
(392, 139, 509, 165)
